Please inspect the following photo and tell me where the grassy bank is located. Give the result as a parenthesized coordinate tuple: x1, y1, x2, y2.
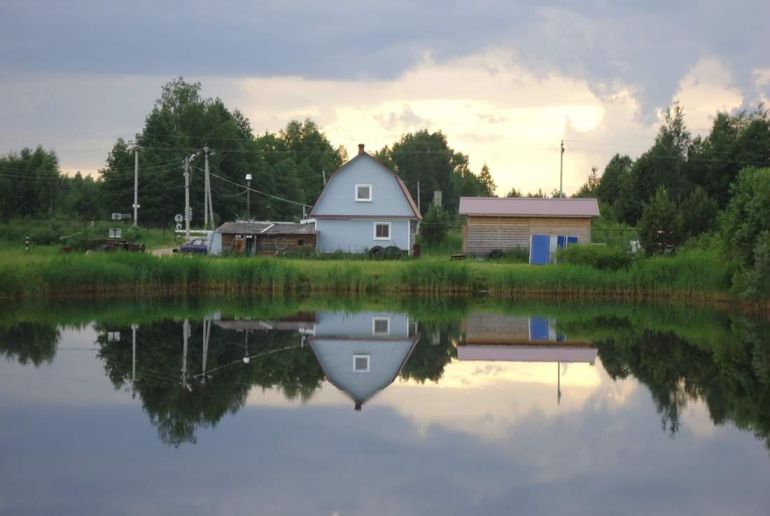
(0, 247, 748, 306)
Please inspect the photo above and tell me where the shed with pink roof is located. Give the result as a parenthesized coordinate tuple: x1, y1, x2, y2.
(458, 197, 600, 258)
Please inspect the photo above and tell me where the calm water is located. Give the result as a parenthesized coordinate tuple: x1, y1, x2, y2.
(1, 298, 770, 515)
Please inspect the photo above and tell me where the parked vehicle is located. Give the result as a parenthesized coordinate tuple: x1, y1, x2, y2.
(178, 238, 208, 254)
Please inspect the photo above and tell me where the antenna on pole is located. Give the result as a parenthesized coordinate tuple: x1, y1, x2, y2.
(559, 140, 565, 198)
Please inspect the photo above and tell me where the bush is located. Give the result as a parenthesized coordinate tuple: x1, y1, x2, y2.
(732, 231, 770, 300)
(487, 248, 529, 263)
(419, 205, 450, 246)
(719, 167, 770, 267)
(556, 244, 632, 271)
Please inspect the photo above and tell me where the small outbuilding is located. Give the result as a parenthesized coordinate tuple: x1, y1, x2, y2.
(458, 197, 600, 262)
(214, 221, 316, 256)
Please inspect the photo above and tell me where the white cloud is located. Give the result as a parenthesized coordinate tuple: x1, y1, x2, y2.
(673, 58, 743, 136)
(0, 52, 755, 196)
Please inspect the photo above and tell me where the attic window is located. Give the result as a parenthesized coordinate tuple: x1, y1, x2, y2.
(355, 184, 372, 202)
(372, 317, 390, 335)
(353, 354, 370, 372)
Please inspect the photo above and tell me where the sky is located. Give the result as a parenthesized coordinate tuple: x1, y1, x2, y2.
(1, 0, 769, 195)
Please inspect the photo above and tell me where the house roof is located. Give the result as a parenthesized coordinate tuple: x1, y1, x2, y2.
(216, 221, 316, 235)
(459, 197, 600, 218)
(309, 151, 422, 220)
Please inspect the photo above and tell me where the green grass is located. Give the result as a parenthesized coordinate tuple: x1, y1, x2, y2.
(0, 246, 746, 306)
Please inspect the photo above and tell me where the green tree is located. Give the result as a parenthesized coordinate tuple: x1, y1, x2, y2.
(101, 79, 267, 226)
(638, 187, 684, 255)
(680, 186, 718, 239)
(719, 166, 770, 266)
(505, 187, 522, 198)
(573, 167, 600, 198)
(377, 130, 478, 214)
(279, 119, 344, 206)
(0, 146, 61, 219)
(478, 164, 496, 196)
(688, 107, 770, 207)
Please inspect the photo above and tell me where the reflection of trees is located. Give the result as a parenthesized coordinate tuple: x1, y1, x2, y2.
(0, 323, 59, 366)
(400, 322, 459, 383)
(96, 320, 323, 446)
(596, 318, 770, 446)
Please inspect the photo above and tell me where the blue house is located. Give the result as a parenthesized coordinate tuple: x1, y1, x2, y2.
(310, 144, 422, 254)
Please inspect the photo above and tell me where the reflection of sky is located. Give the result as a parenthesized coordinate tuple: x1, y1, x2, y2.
(2, 326, 770, 515)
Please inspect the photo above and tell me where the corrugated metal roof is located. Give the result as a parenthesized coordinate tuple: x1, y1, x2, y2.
(216, 221, 316, 235)
(459, 197, 600, 217)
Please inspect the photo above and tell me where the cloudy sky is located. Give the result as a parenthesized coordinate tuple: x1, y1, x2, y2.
(1, 0, 769, 195)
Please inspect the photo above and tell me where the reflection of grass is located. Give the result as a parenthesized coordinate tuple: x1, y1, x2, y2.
(0, 247, 740, 304)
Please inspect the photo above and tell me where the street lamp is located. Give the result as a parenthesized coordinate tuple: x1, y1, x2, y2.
(245, 173, 252, 220)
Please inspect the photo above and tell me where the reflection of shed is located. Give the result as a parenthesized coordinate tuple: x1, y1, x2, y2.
(459, 312, 597, 364)
(309, 311, 417, 410)
(215, 221, 316, 256)
(213, 312, 316, 332)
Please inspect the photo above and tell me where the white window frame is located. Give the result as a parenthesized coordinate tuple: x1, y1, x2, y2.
(355, 183, 372, 202)
(352, 354, 370, 372)
(372, 317, 391, 336)
(373, 222, 391, 240)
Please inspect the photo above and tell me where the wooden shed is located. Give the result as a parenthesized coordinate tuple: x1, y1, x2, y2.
(458, 197, 600, 258)
(215, 221, 316, 256)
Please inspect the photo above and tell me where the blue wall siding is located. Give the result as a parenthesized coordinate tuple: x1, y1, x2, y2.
(315, 311, 411, 338)
(313, 156, 415, 217)
(316, 219, 410, 253)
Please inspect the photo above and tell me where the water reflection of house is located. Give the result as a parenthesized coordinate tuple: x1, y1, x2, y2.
(459, 313, 597, 403)
(309, 311, 418, 411)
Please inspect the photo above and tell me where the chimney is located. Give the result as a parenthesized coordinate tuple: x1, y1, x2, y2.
(358, 143, 365, 155)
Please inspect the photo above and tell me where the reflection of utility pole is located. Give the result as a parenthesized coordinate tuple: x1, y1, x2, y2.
(557, 361, 562, 405)
(131, 324, 138, 398)
(243, 331, 250, 364)
(201, 318, 210, 384)
(182, 319, 190, 388)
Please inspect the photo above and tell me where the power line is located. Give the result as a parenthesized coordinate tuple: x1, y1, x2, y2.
(207, 171, 310, 208)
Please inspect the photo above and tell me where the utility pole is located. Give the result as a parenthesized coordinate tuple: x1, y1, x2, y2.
(184, 157, 191, 239)
(203, 146, 211, 229)
(133, 146, 139, 227)
(245, 173, 252, 219)
(559, 140, 565, 198)
(184, 153, 197, 239)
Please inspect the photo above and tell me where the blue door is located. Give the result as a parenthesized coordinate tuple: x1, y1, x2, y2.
(530, 234, 550, 265)
(529, 317, 550, 341)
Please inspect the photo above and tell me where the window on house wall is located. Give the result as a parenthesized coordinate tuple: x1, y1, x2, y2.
(355, 184, 372, 201)
(372, 317, 390, 335)
(297, 239, 304, 246)
(374, 222, 391, 240)
(353, 354, 370, 372)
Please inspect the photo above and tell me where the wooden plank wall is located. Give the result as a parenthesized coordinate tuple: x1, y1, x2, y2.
(464, 216, 591, 256)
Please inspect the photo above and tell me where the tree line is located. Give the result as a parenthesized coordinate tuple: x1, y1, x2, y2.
(0, 78, 495, 227)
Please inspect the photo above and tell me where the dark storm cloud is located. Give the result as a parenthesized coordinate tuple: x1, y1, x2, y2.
(1, 1, 768, 113)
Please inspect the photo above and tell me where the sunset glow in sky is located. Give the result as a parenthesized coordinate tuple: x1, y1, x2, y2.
(1, 1, 768, 195)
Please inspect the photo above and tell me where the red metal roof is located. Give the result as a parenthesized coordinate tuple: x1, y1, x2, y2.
(459, 197, 600, 218)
